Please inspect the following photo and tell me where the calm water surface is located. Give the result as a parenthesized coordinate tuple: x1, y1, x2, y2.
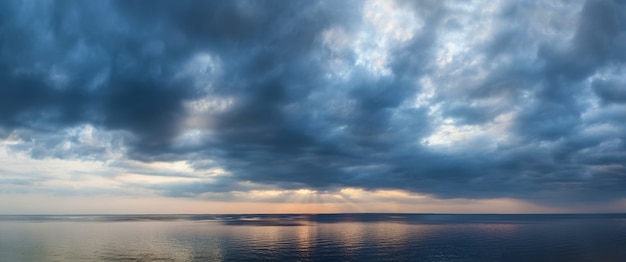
(1, 214, 625, 261)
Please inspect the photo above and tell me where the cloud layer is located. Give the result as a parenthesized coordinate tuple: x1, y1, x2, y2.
(1, 0, 626, 207)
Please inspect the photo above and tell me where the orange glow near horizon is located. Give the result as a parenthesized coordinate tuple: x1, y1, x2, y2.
(4, 188, 626, 215)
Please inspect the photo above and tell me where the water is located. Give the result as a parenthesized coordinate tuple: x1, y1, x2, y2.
(1, 214, 625, 261)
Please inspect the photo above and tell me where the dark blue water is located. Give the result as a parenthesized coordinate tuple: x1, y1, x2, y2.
(1, 214, 625, 261)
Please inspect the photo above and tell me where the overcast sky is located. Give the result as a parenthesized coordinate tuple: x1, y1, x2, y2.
(1, 0, 626, 214)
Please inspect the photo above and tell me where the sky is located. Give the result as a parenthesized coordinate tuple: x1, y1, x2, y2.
(1, 0, 626, 214)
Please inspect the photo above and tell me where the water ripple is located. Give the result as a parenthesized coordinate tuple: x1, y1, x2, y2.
(1, 214, 625, 261)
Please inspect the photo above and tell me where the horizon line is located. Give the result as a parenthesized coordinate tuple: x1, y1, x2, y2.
(2, 212, 626, 216)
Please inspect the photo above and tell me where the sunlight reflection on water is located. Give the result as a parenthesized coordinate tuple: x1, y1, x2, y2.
(1, 214, 626, 261)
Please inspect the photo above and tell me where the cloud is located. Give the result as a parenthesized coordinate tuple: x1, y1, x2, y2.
(1, 0, 626, 208)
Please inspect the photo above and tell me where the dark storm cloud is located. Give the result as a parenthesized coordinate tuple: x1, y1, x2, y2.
(592, 78, 626, 104)
(1, 0, 626, 204)
(508, 0, 626, 143)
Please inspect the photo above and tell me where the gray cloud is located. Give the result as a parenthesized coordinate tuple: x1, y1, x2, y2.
(1, 0, 625, 205)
